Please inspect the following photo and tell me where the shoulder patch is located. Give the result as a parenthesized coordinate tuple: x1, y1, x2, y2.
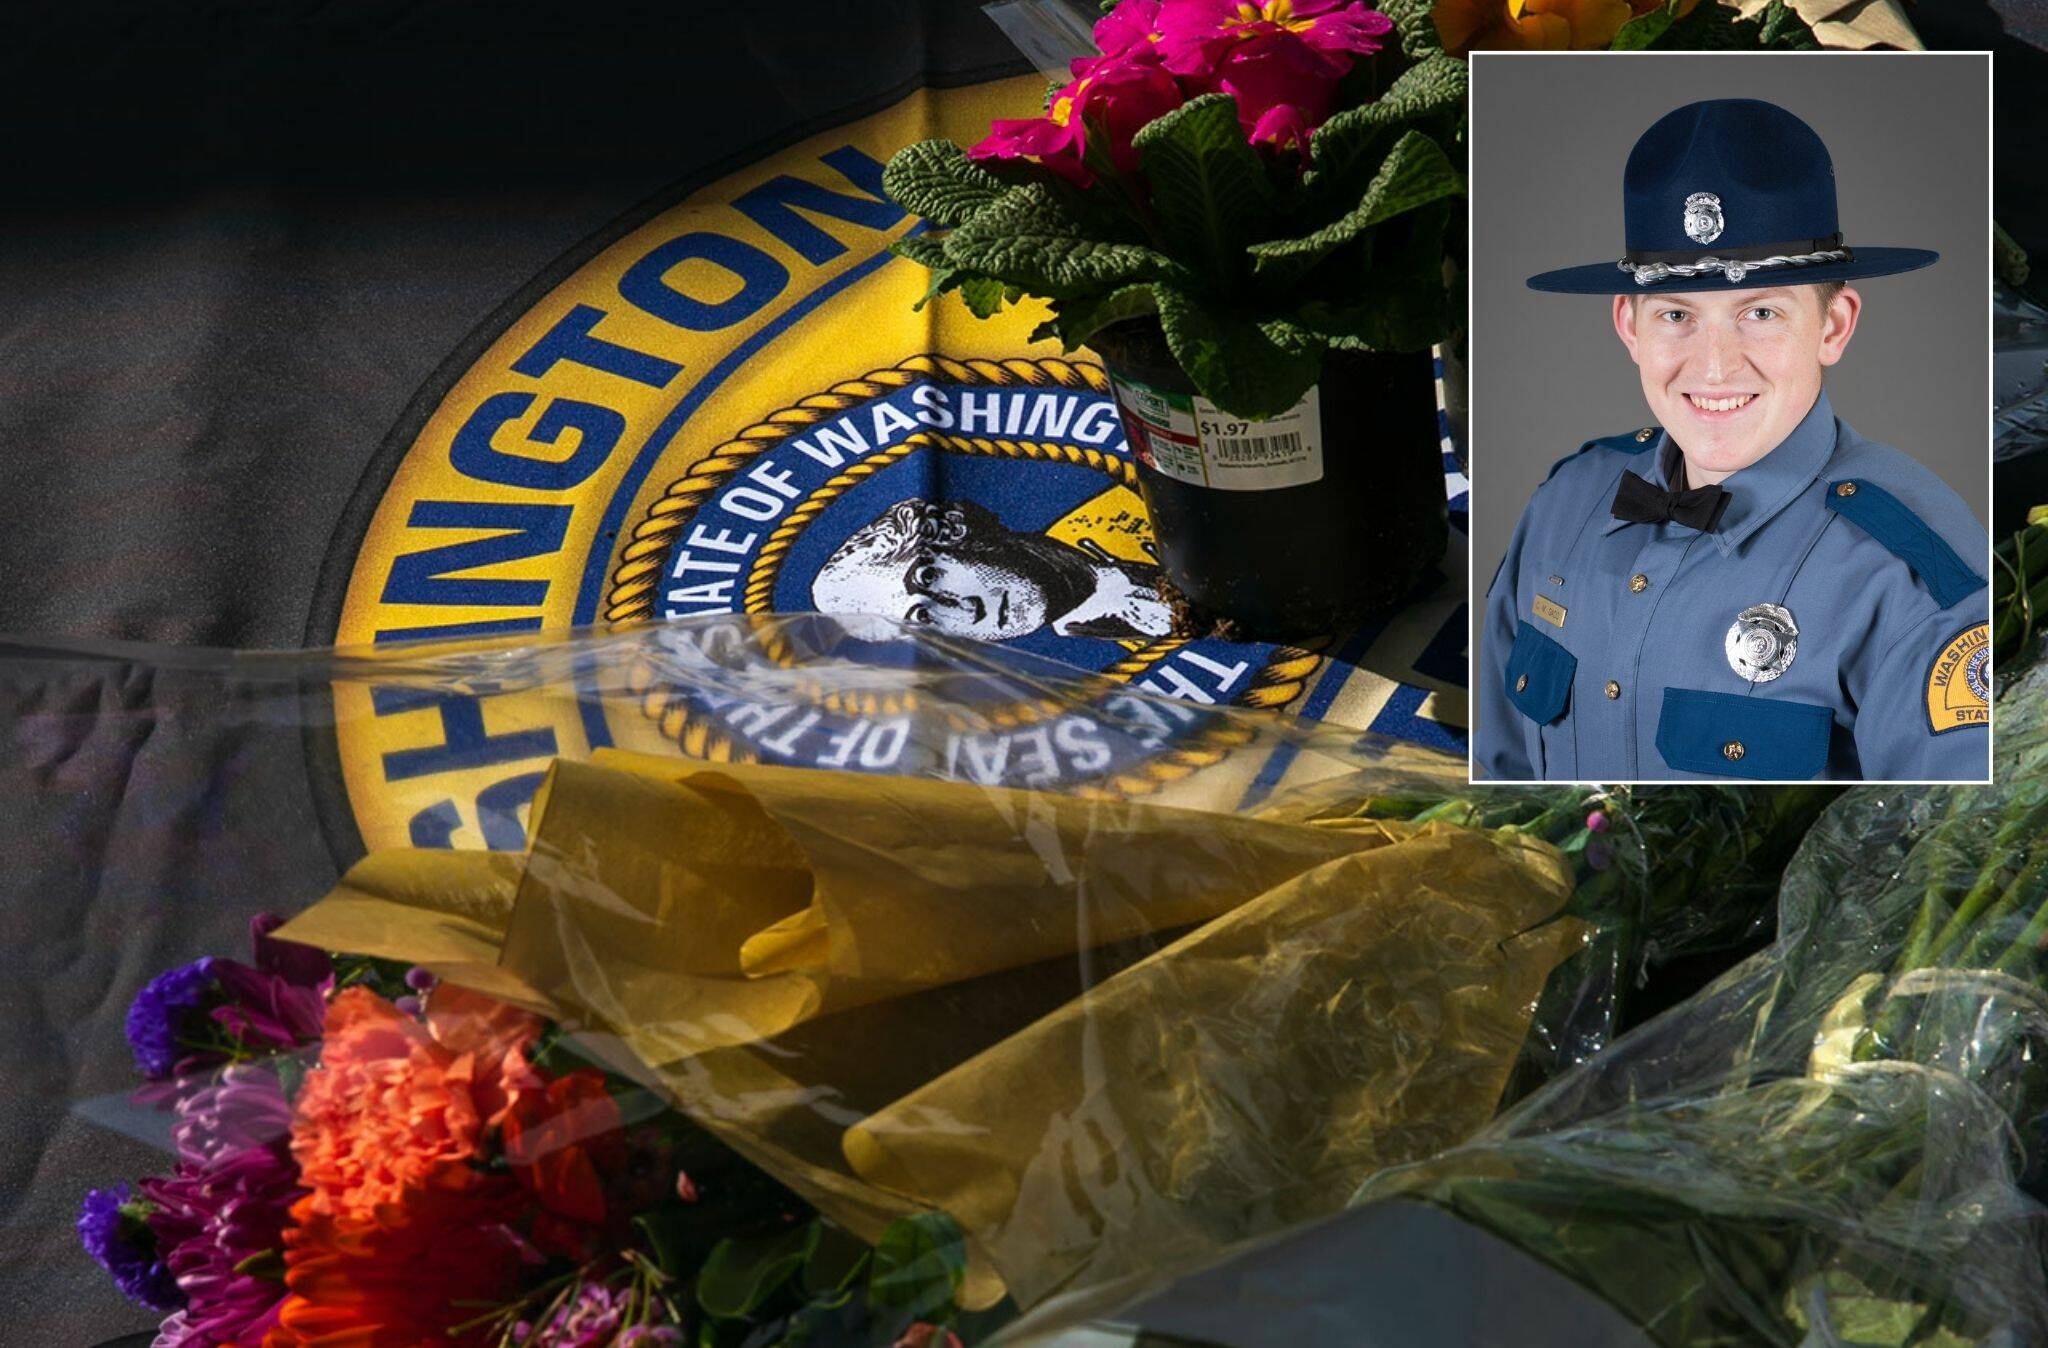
(1925, 622, 1990, 733)
(1824, 479, 1985, 608)
(1544, 427, 1659, 482)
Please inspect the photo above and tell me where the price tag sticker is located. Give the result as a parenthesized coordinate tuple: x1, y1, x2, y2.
(1109, 375, 1326, 492)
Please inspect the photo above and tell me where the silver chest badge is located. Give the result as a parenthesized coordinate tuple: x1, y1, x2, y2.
(1726, 603, 1797, 682)
(1684, 191, 1724, 245)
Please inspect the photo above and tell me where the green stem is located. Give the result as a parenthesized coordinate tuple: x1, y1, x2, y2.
(1912, 795, 2048, 969)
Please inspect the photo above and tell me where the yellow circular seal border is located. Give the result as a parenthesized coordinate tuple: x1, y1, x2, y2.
(313, 76, 1327, 855)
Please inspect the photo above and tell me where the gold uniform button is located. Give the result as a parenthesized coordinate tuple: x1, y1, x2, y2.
(1604, 680, 1621, 700)
(1723, 741, 1746, 761)
(1836, 481, 1857, 498)
(1629, 573, 1649, 593)
(1635, 427, 1655, 443)
(1515, 674, 1529, 693)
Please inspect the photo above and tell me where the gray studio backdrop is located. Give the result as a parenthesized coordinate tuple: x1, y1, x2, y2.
(1468, 52, 1990, 588)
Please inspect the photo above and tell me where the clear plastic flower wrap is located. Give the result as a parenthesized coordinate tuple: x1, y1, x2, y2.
(999, 668, 2048, 1347)
(4, 614, 1581, 1335)
(5, 615, 1827, 1345)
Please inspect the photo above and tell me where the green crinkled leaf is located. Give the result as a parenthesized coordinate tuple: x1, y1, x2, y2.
(1156, 283, 1324, 420)
(1378, 0, 1444, 57)
(893, 235, 1002, 316)
(1296, 200, 1456, 354)
(1030, 283, 1158, 350)
(866, 1211, 967, 1318)
(1307, 55, 1467, 201)
(1655, 0, 1816, 48)
(882, 140, 1010, 227)
(1611, 5, 1675, 49)
(957, 275, 1008, 319)
(944, 183, 1177, 298)
(1252, 130, 1463, 287)
(1132, 93, 1278, 289)
(696, 1224, 814, 1320)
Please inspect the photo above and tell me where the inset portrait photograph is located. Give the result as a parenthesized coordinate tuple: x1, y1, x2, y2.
(1470, 52, 1991, 783)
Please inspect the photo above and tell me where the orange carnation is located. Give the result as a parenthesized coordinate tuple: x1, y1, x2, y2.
(266, 986, 545, 1347)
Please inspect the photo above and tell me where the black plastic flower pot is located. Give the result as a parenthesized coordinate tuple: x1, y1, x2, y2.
(1090, 318, 1448, 641)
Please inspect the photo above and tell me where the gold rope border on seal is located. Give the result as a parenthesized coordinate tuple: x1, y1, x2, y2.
(599, 354, 1322, 785)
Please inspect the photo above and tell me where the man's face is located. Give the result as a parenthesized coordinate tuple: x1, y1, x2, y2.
(1612, 284, 1860, 483)
(900, 545, 1050, 641)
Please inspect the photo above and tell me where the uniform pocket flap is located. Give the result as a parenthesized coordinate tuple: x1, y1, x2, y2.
(1655, 688, 1831, 780)
(1505, 621, 1575, 726)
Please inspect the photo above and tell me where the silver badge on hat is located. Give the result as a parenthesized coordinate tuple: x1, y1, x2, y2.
(1684, 192, 1724, 246)
(1726, 603, 1797, 682)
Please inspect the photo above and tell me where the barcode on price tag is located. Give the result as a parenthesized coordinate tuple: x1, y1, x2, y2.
(1192, 388, 1324, 490)
(1108, 375, 1325, 492)
(1211, 430, 1303, 465)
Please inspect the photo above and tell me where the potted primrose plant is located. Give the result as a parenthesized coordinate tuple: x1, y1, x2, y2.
(882, 0, 1466, 638)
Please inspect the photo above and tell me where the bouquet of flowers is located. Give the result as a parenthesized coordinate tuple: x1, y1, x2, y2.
(80, 915, 984, 1348)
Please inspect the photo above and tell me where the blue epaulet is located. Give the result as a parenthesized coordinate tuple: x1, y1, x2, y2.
(1824, 478, 1984, 608)
(1544, 426, 1659, 482)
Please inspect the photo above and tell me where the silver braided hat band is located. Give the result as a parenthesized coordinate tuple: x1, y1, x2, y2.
(1617, 246, 1851, 286)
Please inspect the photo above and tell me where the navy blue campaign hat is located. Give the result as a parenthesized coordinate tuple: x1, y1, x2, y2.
(1528, 98, 1939, 295)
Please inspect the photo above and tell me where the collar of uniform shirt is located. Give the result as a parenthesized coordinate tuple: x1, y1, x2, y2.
(1599, 389, 1838, 558)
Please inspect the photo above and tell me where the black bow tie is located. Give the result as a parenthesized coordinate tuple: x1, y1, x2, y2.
(1610, 470, 1730, 532)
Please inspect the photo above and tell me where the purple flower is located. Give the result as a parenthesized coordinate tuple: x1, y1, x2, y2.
(171, 1063, 296, 1168)
(127, 916, 332, 1096)
(249, 912, 333, 989)
(209, 962, 327, 1059)
(78, 1184, 183, 1312)
(530, 1281, 633, 1347)
(142, 1069, 303, 1347)
(126, 959, 219, 1082)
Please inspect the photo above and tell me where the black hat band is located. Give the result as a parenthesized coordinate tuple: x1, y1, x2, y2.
(1618, 233, 1853, 287)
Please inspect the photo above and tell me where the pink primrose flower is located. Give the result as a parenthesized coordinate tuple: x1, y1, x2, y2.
(969, 51, 1184, 184)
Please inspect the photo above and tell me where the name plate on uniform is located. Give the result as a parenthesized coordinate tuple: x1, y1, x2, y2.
(1532, 595, 1568, 628)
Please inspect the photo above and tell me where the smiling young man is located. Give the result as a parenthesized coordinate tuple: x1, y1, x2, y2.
(1476, 99, 1989, 782)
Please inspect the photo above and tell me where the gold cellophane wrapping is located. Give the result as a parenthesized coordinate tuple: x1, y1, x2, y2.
(277, 749, 1583, 1309)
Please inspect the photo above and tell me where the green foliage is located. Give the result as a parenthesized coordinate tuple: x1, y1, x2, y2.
(689, 1211, 978, 1348)
(1653, 0, 1818, 48)
(942, 183, 1180, 298)
(882, 47, 1468, 417)
(1029, 282, 1158, 350)
(1250, 129, 1463, 287)
(1156, 283, 1324, 420)
(696, 1225, 814, 1319)
(881, 141, 1009, 228)
(1612, 1, 1678, 50)
(1378, 0, 1445, 58)
(866, 1211, 969, 1318)
(1308, 54, 1466, 197)
(1132, 94, 1278, 288)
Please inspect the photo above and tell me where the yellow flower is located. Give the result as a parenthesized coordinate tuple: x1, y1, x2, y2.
(1434, 0, 1640, 53)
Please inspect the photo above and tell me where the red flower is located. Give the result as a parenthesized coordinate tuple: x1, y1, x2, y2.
(502, 1069, 628, 1259)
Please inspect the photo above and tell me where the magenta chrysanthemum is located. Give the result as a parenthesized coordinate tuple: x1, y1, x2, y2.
(141, 1066, 303, 1347)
